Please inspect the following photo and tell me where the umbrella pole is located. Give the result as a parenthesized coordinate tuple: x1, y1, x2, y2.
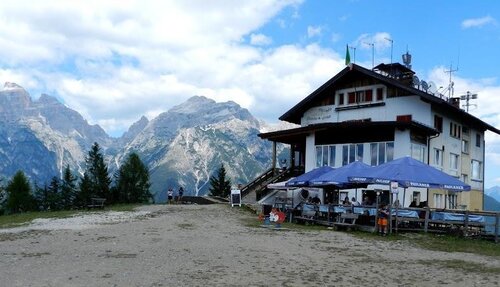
(389, 192, 393, 235)
(403, 188, 406, 208)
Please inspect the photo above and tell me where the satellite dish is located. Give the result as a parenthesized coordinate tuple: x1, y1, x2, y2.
(421, 80, 429, 92)
(413, 76, 420, 89)
(428, 81, 437, 95)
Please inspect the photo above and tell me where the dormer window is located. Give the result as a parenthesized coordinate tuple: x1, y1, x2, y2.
(336, 85, 385, 107)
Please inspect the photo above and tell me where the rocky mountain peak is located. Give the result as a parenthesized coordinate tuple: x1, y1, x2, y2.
(38, 93, 61, 105)
(3, 82, 24, 91)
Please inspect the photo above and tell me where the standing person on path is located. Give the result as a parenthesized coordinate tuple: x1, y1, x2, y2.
(178, 186, 184, 203)
(167, 187, 174, 204)
(378, 203, 389, 236)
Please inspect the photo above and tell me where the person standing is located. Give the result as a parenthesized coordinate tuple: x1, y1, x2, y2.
(377, 203, 389, 236)
(178, 186, 184, 203)
(167, 187, 174, 204)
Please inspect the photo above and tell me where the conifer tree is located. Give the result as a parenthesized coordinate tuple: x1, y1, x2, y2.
(84, 142, 112, 203)
(208, 164, 231, 197)
(115, 153, 151, 203)
(76, 173, 92, 207)
(6, 171, 36, 213)
(61, 165, 77, 209)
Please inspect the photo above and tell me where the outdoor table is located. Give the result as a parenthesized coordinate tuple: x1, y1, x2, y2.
(391, 209, 419, 218)
(431, 212, 485, 223)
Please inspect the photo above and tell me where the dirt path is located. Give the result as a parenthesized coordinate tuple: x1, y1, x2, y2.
(0, 204, 499, 286)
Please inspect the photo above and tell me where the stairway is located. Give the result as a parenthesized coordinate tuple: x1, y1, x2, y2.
(241, 168, 292, 204)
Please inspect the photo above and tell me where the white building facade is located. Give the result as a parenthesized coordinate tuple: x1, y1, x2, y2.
(260, 63, 499, 211)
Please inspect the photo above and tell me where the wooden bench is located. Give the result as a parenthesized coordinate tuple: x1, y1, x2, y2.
(87, 197, 106, 209)
(333, 213, 359, 231)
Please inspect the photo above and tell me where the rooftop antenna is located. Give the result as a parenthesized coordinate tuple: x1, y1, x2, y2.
(402, 46, 412, 69)
(385, 37, 393, 64)
(460, 91, 478, 112)
(444, 63, 458, 98)
(364, 42, 374, 69)
(349, 45, 357, 64)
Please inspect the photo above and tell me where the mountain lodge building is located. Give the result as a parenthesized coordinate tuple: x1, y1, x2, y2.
(256, 61, 500, 211)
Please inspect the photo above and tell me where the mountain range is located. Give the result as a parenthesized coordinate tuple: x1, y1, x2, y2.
(0, 82, 289, 200)
(485, 186, 500, 211)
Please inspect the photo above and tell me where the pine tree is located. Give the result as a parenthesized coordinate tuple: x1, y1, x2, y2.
(61, 165, 77, 209)
(115, 153, 151, 203)
(6, 171, 36, 214)
(208, 164, 231, 197)
(76, 173, 92, 208)
(46, 176, 62, 211)
(84, 142, 112, 203)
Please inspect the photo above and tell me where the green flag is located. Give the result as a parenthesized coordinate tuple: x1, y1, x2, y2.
(345, 44, 351, 65)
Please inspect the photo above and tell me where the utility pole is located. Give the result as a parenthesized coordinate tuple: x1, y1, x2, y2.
(385, 37, 393, 64)
(460, 91, 478, 112)
(444, 63, 458, 98)
(365, 42, 374, 69)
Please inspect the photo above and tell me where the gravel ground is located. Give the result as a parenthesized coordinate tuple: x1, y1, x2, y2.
(0, 204, 499, 287)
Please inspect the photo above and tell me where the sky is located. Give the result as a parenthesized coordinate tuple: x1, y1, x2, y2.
(1, 0, 500, 187)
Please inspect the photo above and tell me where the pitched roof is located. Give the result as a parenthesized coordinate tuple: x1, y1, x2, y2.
(279, 64, 500, 135)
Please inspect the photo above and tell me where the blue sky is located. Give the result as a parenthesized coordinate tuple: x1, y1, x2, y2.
(0, 0, 499, 187)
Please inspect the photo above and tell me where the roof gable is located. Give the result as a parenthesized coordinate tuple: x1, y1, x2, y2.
(279, 64, 500, 135)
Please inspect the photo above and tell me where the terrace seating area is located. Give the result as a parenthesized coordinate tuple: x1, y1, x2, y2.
(277, 203, 500, 241)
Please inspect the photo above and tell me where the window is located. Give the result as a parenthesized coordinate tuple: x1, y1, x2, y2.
(338, 93, 344, 106)
(348, 92, 356, 104)
(316, 145, 336, 167)
(342, 144, 364, 165)
(476, 133, 481, 147)
(339, 87, 381, 105)
(434, 115, 443, 132)
(411, 143, 426, 162)
(322, 146, 328, 166)
(449, 122, 461, 138)
(434, 148, 443, 167)
(462, 126, 469, 135)
(376, 88, 384, 101)
(471, 160, 482, 180)
(449, 153, 459, 171)
(461, 140, 469, 154)
(342, 145, 349, 166)
(447, 194, 457, 209)
(370, 142, 393, 166)
(433, 194, 444, 208)
(316, 146, 322, 167)
(461, 174, 468, 184)
(329, 146, 336, 167)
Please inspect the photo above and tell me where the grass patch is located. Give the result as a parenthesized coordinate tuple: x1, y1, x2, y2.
(411, 233, 500, 257)
(417, 259, 500, 274)
(0, 203, 144, 229)
(0, 210, 78, 229)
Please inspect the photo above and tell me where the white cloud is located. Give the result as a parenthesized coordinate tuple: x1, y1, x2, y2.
(250, 33, 272, 46)
(461, 16, 496, 29)
(354, 32, 392, 52)
(0, 0, 312, 136)
(307, 25, 322, 38)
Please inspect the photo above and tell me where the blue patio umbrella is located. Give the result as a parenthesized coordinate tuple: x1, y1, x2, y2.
(285, 166, 334, 187)
(310, 161, 373, 188)
(349, 156, 471, 191)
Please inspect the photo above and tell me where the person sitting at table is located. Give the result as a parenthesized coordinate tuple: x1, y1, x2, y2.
(342, 196, 351, 206)
(351, 197, 360, 206)
(311, 195, 321, 205)
(409, 200, 417, 207)
(362, 196, 371, 206)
